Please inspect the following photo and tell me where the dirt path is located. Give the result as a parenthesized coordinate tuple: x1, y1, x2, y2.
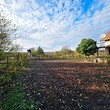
(21, 60, 110, 110)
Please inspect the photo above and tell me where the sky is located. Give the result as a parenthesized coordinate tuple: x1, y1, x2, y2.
(0, 0, 110, 52)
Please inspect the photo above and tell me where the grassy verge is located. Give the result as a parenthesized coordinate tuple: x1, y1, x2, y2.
(0, 71, 37, 110)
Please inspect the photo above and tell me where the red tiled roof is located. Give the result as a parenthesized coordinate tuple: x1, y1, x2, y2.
(102, 31, 110, 41)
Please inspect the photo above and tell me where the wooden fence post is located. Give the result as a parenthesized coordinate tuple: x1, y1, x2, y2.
(16, 53, 19, 67)
(6, 54, 9, 68)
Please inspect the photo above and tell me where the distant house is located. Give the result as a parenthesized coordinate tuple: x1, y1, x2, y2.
(100, 31, 110, 55)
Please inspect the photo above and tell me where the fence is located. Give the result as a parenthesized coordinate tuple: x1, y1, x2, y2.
(0, 53, 18, 66)
(0, 52, 29, 72)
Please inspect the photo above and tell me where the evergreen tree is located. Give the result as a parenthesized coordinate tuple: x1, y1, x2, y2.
(36, 46, 44, 55)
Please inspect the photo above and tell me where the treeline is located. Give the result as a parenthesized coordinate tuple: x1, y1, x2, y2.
(29, 46, 85, 60)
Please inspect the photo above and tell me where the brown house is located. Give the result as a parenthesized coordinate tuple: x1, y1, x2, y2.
(100, 31, 110, 55)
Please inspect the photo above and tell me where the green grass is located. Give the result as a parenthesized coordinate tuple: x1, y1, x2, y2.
(0, 71, 37, 110)
(0, 83, 37, 110)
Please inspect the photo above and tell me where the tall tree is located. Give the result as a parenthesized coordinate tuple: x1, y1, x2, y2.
(0, 10, 16, 52)
(76, 38, 97, 57)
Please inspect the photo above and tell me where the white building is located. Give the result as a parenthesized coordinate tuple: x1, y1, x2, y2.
(100, 31, 110, 55)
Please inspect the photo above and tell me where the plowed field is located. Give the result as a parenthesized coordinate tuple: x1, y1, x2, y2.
(21, 60, 110, 110)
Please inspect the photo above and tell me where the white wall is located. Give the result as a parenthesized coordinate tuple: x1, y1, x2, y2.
(104, 41, 110, 47)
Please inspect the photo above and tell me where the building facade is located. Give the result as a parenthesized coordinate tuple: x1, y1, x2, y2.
(100, 31, 110, 55)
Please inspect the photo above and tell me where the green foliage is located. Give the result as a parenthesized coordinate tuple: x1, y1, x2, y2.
(1, 84, 37, 110)
(0, 73, 12, 82)
(29, 47, 45, 58)
(9, 44, 23, 52)
(76, 38, 97, 56)
(0, 53, 36, 110)
(74, 51, 84, 59)
(18, 53, 29, 68)
(0, 53, 29, 73)
(0, 53, 29, 85)
(0, 32, 11, 51)
(0, 51, 5, 61)
(36, 46, 44, 56)
(44, 46, 74, 60)
(103, 55, 110, 64)
(0, 10, 17, 52)
(0, 10, 36, 110)
(103, 55, 110, 59)
(60, 46, 73, 55)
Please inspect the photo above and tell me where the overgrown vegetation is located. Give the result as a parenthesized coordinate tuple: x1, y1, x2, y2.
(1, 83, 36, 110)
(0, 53, 38, 110)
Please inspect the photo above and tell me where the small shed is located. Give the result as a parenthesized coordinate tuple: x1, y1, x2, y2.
(27, 49, 32, 58)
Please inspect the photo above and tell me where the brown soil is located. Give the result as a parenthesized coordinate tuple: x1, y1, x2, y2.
(21, 60, 110, 110)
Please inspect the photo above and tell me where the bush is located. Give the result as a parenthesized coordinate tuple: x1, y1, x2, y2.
(103, 55, 110, 64)
(18, 53, 29, 68)
(0, 51, 5, 61)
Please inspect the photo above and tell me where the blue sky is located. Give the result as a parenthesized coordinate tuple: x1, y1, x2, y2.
(0, 0, 110, 52)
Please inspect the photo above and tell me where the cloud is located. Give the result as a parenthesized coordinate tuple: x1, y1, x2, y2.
(0, 0, 110, 51)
